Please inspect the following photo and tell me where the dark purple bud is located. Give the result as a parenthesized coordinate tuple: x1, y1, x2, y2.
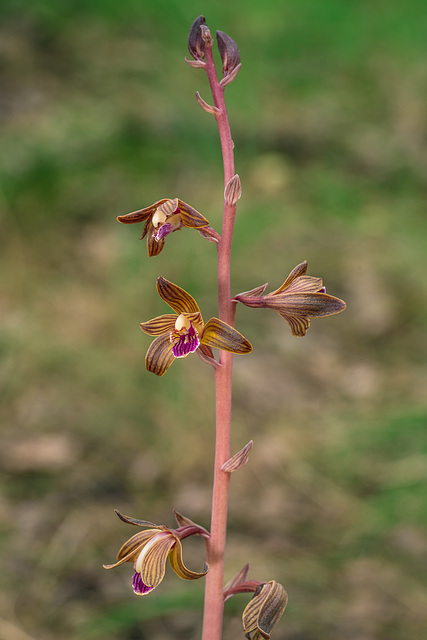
(216, 30, 241, 76)
(188, 15, 207, 60)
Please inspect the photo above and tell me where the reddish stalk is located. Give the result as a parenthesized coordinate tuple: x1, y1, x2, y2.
(201, 44, 238, 640)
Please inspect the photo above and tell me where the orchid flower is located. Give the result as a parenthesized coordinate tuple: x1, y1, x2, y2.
(104, 510, 209, 596)
(140, 277, 252, 375)
(232, 261, 346, 337)
(117, 198, 209, 257)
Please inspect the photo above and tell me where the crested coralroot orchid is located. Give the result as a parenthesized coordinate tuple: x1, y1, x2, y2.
(103, 510, 209, 596)
(232, 260, 346, 337)
(117, 197, 210, 257)
(140, 276, 252, 375)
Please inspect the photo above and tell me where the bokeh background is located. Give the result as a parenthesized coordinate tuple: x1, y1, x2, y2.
(1, 1, 427, 639)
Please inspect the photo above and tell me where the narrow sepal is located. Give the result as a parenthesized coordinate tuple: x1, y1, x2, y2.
(221, 440, 253, 472)
(114, 510, 159, 528)
(224, 564, 250, 596)
(168, 542, 209, 581)
(140, 215, 152, 240)
(268, 292, 347, 318)
(274, 261, 307, 293)
(201, 318, 252, 354)
(233, 283, 269, 299)
(103, 530, 157, 569)
(279, 313, 310, 337)
(145, 334, 175, 376)
(281, 275, 324, 294)
(140, 314, 178, 336)
(178, 199, 209, 228)
(156, 277, 201, 314)
(117, 202, 164, 224)
(174, 511, 198, 528)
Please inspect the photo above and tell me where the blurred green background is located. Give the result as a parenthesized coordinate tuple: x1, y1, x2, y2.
(1, 1, 427, 638)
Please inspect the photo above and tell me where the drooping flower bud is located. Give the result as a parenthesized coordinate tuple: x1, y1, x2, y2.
(188, 15, 207, 61)
(216, 30, 241, 76)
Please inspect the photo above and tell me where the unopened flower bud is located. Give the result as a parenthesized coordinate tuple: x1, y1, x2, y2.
(188, 15, 207, 60)
(216, 30, 241, 76)
(224, 174, 242, 206)
(200, 24, 213, 47)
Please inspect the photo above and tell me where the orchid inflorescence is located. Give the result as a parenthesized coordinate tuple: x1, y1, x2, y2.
(106, 14, 346, 640)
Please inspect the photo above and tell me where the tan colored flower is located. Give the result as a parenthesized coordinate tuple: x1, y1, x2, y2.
(117, 198, 209, 257)
(141, 277, 252, 376)
(233, 261, 346, 336)
(242, 581, 288, 640)
(104, 510, 208, 596)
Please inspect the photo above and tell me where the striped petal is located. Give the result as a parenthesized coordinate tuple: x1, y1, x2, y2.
(278, 313, 310, 337)
(201, 318, 252, 354)
(140, 314, 177, 336)
(282, 275, 323, 294)
(103, 529, 159, 569)
(268, 292, 346, 318)
(274, 261, 308, 294)
(145, 334, 175, 376)
(168, 540, 209, 580)
(243, 581, 288, 640)
(147, 224, 165, 257)
(156, 277, 201, 315)
(117, 199, 168, 225)
(178, 199, 209, 229)
(138, 532, 177, 590)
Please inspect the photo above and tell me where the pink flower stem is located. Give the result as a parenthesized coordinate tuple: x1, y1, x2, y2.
(201, 44, 238, 640)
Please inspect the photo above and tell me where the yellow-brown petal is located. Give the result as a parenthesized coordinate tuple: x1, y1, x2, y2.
(156, 277, 201, 315)
(243, 581, 288, 639)
(257, 582, 288, 638)
(268, 292, 346, 318)
(139, 532, 177, 589)
(147, 225, 165, 257)
(274, 261, 308, 294)
(103, 529, 159, 569)
(282, 275, 323, 294)
(117, 199, 167, 224)
(168, 539, 209, 581)
(201, 318, 252, 354)
(278, 313, 310, 337)
(178, 200, 209, 229)
(157, 198, 179, 217)
(140, 314, 177, 336)
(145, 334, 175, 376)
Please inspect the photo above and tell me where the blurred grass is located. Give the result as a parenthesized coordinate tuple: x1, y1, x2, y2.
(1, 1, 427, 639)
